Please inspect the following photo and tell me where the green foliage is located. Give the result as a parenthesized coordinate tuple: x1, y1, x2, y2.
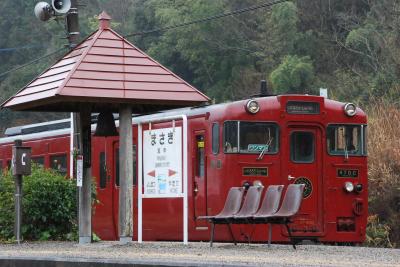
(268, 2, 300, 58)
(0, 169, 14, 240)
(345, 26, 376, 52)
(366, 215, 393, 248)
(270, 55, 314, 94)
(0, 164, 77, 241)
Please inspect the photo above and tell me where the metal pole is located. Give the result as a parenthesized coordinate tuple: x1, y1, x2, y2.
(70, 113, 74, 177)
(183, 116, 188, 245)
(138, 123, 143, 243)
(68, 0, 80, 178)
(66, 0, 87, 244)
(66, 0, 80, 49)
(78, 107, 92, 244)
(13, 139, 22, 244)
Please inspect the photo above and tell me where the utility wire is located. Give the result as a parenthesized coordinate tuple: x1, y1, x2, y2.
(0, 0, 287, 79)
(0, 44, 44, 53)
(124, 0, 288, 38)
(0, 47, 66, 78)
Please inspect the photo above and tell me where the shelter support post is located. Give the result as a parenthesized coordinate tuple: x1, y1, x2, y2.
(78, 107, 92, 244)
(119, 105, 133, 244)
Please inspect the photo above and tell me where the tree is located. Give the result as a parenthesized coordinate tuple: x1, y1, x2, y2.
(270, 55, 314, 94)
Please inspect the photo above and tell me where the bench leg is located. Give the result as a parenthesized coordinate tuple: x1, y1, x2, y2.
(248, 224, 257, 244)
(228, 223, 236, 245)
(210, 222, 215, 247)
(285, 223, 296, 250)
(268, 224, 272, 248)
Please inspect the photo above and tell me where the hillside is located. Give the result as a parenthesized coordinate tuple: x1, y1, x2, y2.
(2, 1, 400, 132)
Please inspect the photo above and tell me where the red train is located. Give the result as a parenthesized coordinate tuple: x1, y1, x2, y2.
(0, 94, 368, 244)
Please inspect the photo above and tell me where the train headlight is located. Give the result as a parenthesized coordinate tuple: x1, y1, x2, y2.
(246, 100, 260, 114)
(344, 103, 357, 117)
(355, 183, 363, 193)
(344, 181, 354, 192)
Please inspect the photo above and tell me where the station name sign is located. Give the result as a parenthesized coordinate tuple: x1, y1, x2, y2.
(286, 101, 320, 115)
(143, 126, 182, 198)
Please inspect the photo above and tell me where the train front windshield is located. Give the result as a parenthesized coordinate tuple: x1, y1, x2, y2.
(224, 121, 278, 154)
(327, 124, 367, 156)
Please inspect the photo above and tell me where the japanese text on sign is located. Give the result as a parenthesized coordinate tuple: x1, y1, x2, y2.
(143, 126, 182, 197)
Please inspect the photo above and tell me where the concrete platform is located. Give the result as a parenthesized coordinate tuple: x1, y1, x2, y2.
(0, 241, 399, 267)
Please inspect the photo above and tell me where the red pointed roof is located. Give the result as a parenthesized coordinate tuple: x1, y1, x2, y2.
(2, 12, 209, 112)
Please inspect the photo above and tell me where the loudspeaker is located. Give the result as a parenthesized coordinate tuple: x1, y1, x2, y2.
(52, 0, 71, 14)
(34, 2, 53, 21)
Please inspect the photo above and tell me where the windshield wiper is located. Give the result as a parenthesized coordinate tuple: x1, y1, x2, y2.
(257, 145, 268, 161)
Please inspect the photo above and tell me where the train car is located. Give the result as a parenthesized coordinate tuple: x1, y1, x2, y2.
(0, 94, 368, 244)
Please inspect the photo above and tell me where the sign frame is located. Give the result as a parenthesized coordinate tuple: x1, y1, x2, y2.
(138, 115, 188, 245)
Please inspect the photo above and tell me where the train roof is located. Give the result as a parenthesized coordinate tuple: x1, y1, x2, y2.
(0, 95, 366, 144)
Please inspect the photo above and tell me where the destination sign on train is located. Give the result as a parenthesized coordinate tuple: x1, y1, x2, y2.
(286, 101, 320, 114)
(247, 144, 268, 152)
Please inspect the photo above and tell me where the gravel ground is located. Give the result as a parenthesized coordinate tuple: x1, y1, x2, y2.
(0, 241, 399, 267)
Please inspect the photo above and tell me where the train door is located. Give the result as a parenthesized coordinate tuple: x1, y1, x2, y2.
(193, 130, 207, 228)
(112, 141, 120, 238)
(284, 125, 324, 236)
(91, 137, 116, 240)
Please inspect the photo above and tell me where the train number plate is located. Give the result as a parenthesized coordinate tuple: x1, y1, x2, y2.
(337, 169, 359, 178)
(243, 167, 268, 177)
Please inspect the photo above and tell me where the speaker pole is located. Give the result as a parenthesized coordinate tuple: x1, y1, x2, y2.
(66, 0, 79, 48)
(65, 0, 90, 245)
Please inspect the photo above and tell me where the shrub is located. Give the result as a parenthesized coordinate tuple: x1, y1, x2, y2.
(366, 99, 400, 247)
(0, 169, 15, 240)
(0, 164, 77, 241)
(365, 215, 392, 248)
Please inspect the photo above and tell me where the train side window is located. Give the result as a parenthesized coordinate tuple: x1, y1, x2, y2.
(212, 123, 219, 154)
(50, 154, 67, 175)
(327, 125, 363, 156)
(115, 148, 119, 187)
(362, 126, 367, 155)
(99, 152, 107, 189)
(291, 132, 314, 163)
(196, 135, 205, 177)
(32, 156, 44, 166)
(133, 145, 137, 186)
(224, 121, 238, 153)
